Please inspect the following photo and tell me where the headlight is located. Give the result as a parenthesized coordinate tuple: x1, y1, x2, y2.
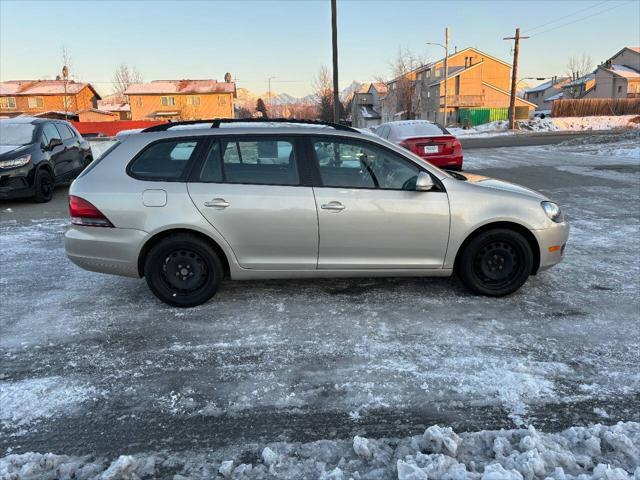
(0, 154, 31, 169)
(541, 201, 564, 223)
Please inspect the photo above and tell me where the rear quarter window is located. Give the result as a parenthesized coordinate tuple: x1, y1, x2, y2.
(129, 139, 199, 181)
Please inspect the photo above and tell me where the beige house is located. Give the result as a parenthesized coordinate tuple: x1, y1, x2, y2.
(124, 79, 236, 121)
(592, 47, 640, 99)
(351, 82, 388, 128)
(524, 77, 570, 111)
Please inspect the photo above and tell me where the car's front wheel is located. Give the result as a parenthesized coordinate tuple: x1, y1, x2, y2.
(458, 228, 533, 296)
(144, 234, 223, 307)
(33, 168, 54, 203)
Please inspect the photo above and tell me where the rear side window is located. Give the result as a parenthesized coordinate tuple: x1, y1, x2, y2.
(129, 140, 198, 180)
(196, 137, 299, 186)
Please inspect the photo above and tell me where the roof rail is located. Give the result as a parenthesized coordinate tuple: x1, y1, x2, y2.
(141, 117, 358, 133)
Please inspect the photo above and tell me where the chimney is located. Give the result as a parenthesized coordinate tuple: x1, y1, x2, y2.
(454, 46, 458, 53)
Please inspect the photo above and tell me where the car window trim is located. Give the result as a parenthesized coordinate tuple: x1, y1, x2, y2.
(126, 136, 208, 183)
(307, 135, 445, 192)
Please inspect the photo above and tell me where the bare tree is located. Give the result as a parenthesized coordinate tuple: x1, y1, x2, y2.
(113, 64, 143, 99)
(385, 48, 427, 120)
(312, 65, 345, 122)
(566, 54, 593, 81)
(60, 46, 73, 118)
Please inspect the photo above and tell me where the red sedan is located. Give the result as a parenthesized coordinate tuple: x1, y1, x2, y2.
(374, 120, 463, 171)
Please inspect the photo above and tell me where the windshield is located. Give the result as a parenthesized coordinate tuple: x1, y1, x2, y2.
(0, 123, 36, 146)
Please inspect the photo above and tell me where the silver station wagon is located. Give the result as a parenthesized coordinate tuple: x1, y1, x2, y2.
(65, 119, 569, 307)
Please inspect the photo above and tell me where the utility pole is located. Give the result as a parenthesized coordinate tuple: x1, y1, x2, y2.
(331, 0, 340, 123)
(503, 28, 529, 129)
(443, 27, 449, 127)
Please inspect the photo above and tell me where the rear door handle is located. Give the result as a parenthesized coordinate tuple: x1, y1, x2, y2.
(204, 198, 230, 208)
(321, 201, 345, 212)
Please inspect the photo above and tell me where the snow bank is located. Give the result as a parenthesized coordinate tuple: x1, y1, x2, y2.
(450, 115, 640, 137)
(1, 422, 638, 479)
(88, 140, 116, 159)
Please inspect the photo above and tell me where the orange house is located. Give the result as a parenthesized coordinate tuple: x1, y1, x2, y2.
(0, 80, 100, 117)
(125, 79, 236, 121)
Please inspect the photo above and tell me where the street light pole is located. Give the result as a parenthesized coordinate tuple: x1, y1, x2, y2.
(331, 0, 340, 123)
(426, 26, 451, 127)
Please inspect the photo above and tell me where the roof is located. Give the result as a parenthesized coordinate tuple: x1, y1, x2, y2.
(603, 64, 640, 79)
(481, 82, 538, 108)
(125, 79, 236, 95)
(545, 92, 563, 102)
(97, 100, 131, 112)
(525, 77, 570, 93)
(564, 73, 595, 87)
(78, 108, 118, 116)
(368, 82, 388, 95)
(0, 80, 99, 98)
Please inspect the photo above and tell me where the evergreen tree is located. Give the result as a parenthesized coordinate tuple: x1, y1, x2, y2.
(256, 98, 269, 119)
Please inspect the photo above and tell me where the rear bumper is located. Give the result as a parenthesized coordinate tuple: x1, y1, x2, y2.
(64, 225, 148, 278)
(533, 221, 570, 272)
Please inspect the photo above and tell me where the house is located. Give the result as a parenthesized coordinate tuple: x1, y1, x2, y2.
(592, 47, 640, 99)
(96, 99, 132, 120)
(524, 76, 570, 111)
(383, 47, 536, 125)
(351, 82, 388, 128)
(561, 73, 597, 99)
(77, 108, 119, 122)
(124, 79, 236, 121)
(0, 80, 100, 117)
(417, 47, 536, 124)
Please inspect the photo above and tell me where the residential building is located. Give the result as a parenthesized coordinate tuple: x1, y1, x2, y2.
(97, 99, 132, 120)
(382, 48, 536, 125)
(124, 79, 236, 121)
(351, 82, 388, 128)
(524, 76, 570, 111)
(561, 73, 597, 99)
(78, 108, 119, 122)
(0, 80, 100, 117)
(592, 47, 640, 99)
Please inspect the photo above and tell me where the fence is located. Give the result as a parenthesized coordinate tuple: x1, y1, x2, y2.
(457, 107, 529, 127)
(72, 120, 166, 137)
(551, 98, 640, 117)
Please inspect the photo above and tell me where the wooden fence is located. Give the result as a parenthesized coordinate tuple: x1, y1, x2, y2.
(551, 98, 640, 117)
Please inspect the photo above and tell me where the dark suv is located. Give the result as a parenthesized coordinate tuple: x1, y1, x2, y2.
(0, 117, 92, 202)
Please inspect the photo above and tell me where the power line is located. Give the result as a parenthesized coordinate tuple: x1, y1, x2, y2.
(528, 1, 635, 38)
(522, 0, 610, 34)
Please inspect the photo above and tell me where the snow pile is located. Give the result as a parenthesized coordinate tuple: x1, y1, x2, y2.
(450, 115, 640, 137)
(88, 140, 116, 159)
(1, 422, 638, 479)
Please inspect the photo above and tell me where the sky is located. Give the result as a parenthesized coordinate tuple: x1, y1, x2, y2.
(1, 0, 639, 97)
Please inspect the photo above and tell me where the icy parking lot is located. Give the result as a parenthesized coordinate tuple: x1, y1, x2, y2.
(0, 133, 639, 479)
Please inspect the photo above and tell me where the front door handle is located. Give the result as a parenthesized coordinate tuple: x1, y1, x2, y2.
(204, 198, 230, 208)
(321, 201, 345, 212)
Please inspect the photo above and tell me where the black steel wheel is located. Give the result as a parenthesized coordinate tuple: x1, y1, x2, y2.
(458, 228, 533, 296)
(33, 169, 54, 203)
(144, 234, 222, 307)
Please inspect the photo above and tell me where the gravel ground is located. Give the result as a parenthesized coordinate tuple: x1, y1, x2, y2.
(0, 133, 638, 479)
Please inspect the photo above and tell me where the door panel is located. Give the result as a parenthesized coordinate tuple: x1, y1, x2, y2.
(313, 188, 450, 269)
(188, 183, 319, 269)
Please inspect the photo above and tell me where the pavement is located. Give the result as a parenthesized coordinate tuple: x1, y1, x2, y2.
(0, 132, 639, 461)
(460, 129, 625, 149)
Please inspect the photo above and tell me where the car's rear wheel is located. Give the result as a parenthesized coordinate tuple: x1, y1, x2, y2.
(144, 234, 223, 307)
(33, 169, 54, 203)
(458, 228, 533, 296)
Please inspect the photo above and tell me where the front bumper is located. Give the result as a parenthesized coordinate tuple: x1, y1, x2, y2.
(0, 170, 34, 199)
(532, 221, 570, 272)
(65, 225, 148, 278)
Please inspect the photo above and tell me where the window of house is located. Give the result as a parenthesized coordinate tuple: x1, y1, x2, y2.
(0, 97, 16, 109)
(62, 96, 73, 109)
(137, 97, 143, 107)
(161, 96, 176, 106)
(218, 96, 227, 106)
(426, 70, 431, 78)
(27, 97, 44, 109)
(198, 137, 298, 185)
(188, 96, 201, 106)
(129, 140, 199, 180)
(617, 85, 623, 93)
(435, 69, 441, 78)
(312, 138, 420, 190)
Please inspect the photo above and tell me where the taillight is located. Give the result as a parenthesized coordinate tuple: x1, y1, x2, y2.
(68, 195, 113, 227)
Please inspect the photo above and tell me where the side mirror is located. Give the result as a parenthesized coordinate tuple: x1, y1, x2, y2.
(48, 138, 62, 150)
(416, 172, 434, 191)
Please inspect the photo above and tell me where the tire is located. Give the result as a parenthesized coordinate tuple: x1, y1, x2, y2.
(458, 228, 533, 296)
(143, 234, 223, 307)
(33, 168, 54, 203)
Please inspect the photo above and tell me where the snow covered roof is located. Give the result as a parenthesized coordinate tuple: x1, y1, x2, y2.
(0, 80, 98, 97)
(629, 47, 640, 53)
(78, 108, 118, 116)
(125, 80, 235, 95)
(604, 64, 640, 79)
(360, 105, 380, 119)
(97, 101, 131, 112)
(525, 77, 570, 93)
(564, 73, 595, 87)
(545, 92, 563, 102)
(369, 82, 388, 95)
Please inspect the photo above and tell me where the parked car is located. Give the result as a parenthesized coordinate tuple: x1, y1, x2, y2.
(374, 120, 463, 171)
(0, 117, 92, 202)
(64, 119, 568, 307)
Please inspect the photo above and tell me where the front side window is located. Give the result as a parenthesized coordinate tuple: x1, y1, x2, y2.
(312, 138, 420, 190)
(55, 123, 74, 140)
(129, 140, 198, 180)
(161, 96, 176, 106)
(41, 123, 61, 145)
(197, 137, 298, 185)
